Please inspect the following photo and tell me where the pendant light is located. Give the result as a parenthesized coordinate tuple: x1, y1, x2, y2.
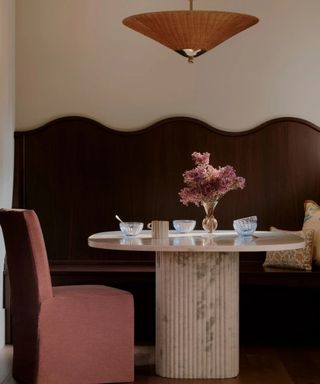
(123, 0, 259, 63)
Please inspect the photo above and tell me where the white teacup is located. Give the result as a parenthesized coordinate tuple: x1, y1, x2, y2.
(147, 220, 169, 239)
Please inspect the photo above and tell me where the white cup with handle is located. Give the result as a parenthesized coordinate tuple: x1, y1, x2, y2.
(147, 220, 169, 239)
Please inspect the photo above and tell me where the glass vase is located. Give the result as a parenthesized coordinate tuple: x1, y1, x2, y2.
(202, 200, 218, 233)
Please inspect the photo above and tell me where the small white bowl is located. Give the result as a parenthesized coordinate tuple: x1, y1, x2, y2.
(173, 220, 196, 233)
(233, 216, 257, 236)
(120, 222, 143, 236)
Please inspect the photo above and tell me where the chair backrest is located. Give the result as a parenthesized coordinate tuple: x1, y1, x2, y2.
(0, 209, 53, 311)
(0, 209, 53, 382)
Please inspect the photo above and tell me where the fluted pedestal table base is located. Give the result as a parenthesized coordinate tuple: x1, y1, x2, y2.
(155, 251, 239, 379)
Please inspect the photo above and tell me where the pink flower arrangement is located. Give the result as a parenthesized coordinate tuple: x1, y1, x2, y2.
(179, 152, 245, 206)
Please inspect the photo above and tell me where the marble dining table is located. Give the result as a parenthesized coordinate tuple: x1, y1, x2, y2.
(88, 230, 304, 379)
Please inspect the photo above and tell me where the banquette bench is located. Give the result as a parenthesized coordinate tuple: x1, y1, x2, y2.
(5, 116, 320, 344)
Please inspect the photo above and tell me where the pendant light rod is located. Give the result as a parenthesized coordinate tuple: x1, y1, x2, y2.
(189, 0, 193, 11)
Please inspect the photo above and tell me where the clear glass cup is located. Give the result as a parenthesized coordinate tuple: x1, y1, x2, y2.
(173, 220, 196, 233)
(233, 216, 257, 236)
(119, 222, 143, 236)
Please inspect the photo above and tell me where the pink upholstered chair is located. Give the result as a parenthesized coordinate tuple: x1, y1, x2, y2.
(0, 209, 134, 384)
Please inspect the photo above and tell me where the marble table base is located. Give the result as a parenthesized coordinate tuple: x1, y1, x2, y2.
(155, 251, 239, 379)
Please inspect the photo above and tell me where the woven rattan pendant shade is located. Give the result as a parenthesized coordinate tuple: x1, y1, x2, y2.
(123, 10, 258, 62)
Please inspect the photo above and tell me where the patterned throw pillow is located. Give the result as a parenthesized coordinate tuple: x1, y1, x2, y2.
(263, 227, 314, 271)
(302, 200, 320, 265)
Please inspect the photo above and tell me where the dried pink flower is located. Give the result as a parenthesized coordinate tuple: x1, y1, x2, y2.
(192, 152, 210, 166)
(179, 152, 245, 206)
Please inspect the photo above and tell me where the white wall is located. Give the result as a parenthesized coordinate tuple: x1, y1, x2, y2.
(0, 0, 15, 348)
(15, 0, 320, 132)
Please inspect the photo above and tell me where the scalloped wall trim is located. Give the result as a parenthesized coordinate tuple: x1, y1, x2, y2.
(15, 115, 320, 136)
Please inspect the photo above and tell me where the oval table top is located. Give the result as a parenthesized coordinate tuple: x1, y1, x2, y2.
(88, 230, 305, 253)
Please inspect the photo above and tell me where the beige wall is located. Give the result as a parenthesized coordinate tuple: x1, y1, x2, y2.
(16, 0, 320, 132)
(0, 0, 15, 348)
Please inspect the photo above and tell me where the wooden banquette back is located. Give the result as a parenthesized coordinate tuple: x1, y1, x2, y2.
(13, 116, 320, 265)
(11, 116, 320, 344)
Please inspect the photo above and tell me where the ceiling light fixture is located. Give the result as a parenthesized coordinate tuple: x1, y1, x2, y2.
(123, 0, 259, 63)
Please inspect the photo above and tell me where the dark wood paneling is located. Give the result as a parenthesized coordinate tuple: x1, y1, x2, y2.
(11, 116, 320, 344)
(14, 116, 320, 263)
